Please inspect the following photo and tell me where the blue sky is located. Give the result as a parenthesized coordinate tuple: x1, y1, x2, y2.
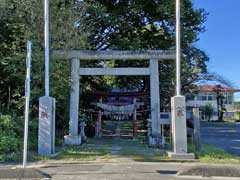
(193, 0, 240, 101)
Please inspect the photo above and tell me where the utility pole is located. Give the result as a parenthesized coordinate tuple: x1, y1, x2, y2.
(38, 0, 56, 157)
(44, 0, 50, 96)
(23, 41, 32, 168)
(176, 0, 181, 96)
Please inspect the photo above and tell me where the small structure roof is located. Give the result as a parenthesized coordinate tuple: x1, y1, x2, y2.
(197, 85, 240, 93)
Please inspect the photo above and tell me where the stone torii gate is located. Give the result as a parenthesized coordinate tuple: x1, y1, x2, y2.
(39, 0, 193, 159)
(53, 50, 175, 146)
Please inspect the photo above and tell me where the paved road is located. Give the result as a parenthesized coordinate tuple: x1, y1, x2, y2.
(39, 162, 187, 180)
(2, 162, 238, 180)
(201, 122, 240, 156)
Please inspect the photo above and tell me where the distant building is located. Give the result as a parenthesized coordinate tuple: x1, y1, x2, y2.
(186, 85, 240, 121)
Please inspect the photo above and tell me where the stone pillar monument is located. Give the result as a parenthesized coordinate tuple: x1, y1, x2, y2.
(64, 58, 81, 145)
(149, 59, 162, 147)
(38, 96, 56, 156)
(168, 96, 194, 159)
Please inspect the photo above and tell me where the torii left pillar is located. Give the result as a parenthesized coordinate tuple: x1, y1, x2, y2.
(64, 58, 82, 145)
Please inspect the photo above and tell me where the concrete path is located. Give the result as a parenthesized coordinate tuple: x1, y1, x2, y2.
(201, 122, 240, 156)
(110, 121, 121, 156)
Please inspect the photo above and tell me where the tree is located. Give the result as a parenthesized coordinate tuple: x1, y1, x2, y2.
(235, 102, 240, 110)
(213, 85, 226, 121)
(234, 102, 240, 121)
(197, 72, 234, 88)
(203, 103, 214, 121)
(78, 0, 209, 110)
(0, 0, 94, 140)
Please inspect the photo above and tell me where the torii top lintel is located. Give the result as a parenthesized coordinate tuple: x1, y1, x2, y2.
(53, 50, 175, 60)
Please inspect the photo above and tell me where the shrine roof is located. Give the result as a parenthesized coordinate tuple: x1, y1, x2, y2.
(90, 91, 149, 98)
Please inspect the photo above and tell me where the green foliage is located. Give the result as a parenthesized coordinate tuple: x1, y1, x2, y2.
(197, 144, 240, 164)
(234, 112, 240, 121)
(234, 102, 240, 110)
(0, 114, 40, 161)
(0, 115, 20, 161)
(28, 118, 39, 150)
(213, 85, 227, 121)
(0, 135, 19, 155)
(203, 104, 214, 121)
(54, 138, 111, 161)
(80, 0, 209, 109)
(0, 115, 16, 132)
(0, 0, 91, 136)
(79, 112, 90, 122)
(187, 142, 240, 164)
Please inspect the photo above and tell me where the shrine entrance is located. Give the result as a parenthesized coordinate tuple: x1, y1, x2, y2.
(53, 50, 175, 146)
(38, 0, 194, 159)
(91, 91, 149, 138)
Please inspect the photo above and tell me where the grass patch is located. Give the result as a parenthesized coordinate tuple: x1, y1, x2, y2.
(51, 138, 111, 161)
(188, 143, 240, 164)
(119, 138, 240, 163)
(202, 121, 237, 125)
(198, 144, 240, 163)
(29, 153, 51, 161)
(234, 112, 240, 121)
(24, 138, 111, 162)
(3, 136, 238, 164)
(118, 138, 170, 162)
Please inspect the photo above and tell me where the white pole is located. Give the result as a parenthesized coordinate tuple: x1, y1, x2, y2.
(44, 0, 50, 96)
(176, 0, 181, 96)
(23, 41, 32, 169)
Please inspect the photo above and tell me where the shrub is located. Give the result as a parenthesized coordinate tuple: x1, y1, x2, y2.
(0, 115, 16, 133)
(28, 118, 38, 150)
(0, 115, 20, 159)
(0, 134, 19, 154)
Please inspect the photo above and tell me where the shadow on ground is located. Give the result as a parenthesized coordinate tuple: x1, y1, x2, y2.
(0, 168, 50, 179)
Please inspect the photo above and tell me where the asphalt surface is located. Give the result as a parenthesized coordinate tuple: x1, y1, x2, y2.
(201, 122, 240, 156)
(39, 162, 185, 180)
(2, 162, 239, 180)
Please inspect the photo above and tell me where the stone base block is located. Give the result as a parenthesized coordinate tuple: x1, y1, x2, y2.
(95, 133, 102, 139)
(81, 135, 87, 142)
(167, 152, 195, 160)
(64, 135, 81, 145)
(148, 135, 163, 147)
(47, 152, 60, 158)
